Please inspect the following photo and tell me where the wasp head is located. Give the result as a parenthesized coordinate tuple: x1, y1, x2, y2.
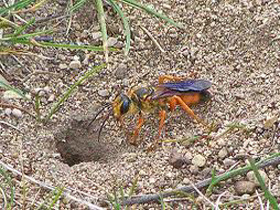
(112, 94, 132, 120)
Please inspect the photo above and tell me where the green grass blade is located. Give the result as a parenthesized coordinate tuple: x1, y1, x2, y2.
(119, 0, 184, 29)
(0, 168, 15, 209)
(128, 176, 138, 197)
(44, 63, 106, 122)
(48, 187, 64, 209)
(13, 17, 36, 37)
(0, 81, 29, 100)
(95, 0, 109, 62)
(248, 158, 279, 210)
(70, 0, 88, 12)
(2, 29, 53, 41)
(107, 0, 131, 55)
(0, 0, 35, 16)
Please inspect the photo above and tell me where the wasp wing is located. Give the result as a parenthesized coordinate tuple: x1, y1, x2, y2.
(152, 79, 211, 100)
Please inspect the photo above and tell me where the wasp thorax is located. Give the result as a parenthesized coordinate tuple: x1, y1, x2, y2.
(112, 94, 131, 119)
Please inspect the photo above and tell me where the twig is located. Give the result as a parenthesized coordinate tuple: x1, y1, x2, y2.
(214, 191, 226, 210)
(0, 103, 36, 119)
(0, 120, 22, 132)
(0, 186, 7, 210)
(139, 25, 165, 53)
(122, 155, 280, 205)
(190, 182, 215, 208)
(0, 160, 105, 210)
(66, 0, 73, 35)
(256, 190, 264, 210)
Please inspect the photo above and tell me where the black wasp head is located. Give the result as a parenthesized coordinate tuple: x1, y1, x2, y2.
(120, 94, 131, 115)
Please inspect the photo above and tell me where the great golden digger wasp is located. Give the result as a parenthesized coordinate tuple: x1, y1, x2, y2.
(88, 75, 212, 147)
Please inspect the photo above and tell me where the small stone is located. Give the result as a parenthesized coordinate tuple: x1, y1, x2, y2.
(192, 154, 206, 167)
(107, 37, 118, 47)
(218, 147, 228, 159)
(247, 170, 269, 186)
(189, 165, 199, 175)
(12, 108, 22, 118)
(115, 63, 128, 80)
(123, 79, 130, 87)
(241, 194, 251, 199)
(149, 177, 156, 184)
(182, 177, 190, 184)
(139, 170, 146, 176)
(69, 60, 82, 69)
(235, 181, 256, 195)
(224, 158, 236, 167)
(92, 32, 102, 40)
(98, 89, 110, 97)
(59, 63, 68, 70)
(73, 55, 80, 61)
(48, 94, 55, 102)
(201, 167, 211, 177)
(4, 108, 12, 115)
(166, 172, 173, 178)
(162, 3, 171, 9)
(169, 151, 188, 169)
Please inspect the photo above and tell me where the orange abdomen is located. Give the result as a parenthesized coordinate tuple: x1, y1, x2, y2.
(180, 92, 201, 106)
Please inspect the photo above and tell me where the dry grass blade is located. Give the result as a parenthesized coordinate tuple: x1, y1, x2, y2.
(190, 182, 215, 208)
(95, 0, 108, 62)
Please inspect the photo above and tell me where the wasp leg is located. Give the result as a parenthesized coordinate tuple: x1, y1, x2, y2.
(150, 109, 167, 150)
(158, 109, 167, 138)
(170, 96, 207, 126)
(158, 75, 186, 84)
(130, 115, 144, 145)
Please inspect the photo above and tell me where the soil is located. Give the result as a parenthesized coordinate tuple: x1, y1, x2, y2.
(1, 0, 280, 209)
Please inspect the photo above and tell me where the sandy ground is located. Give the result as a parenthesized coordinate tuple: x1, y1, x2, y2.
(1, 0, 280, 209)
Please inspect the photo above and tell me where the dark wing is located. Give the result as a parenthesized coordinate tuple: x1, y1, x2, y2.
(152, 79, 211, 100)
(158, 80, 211, 92)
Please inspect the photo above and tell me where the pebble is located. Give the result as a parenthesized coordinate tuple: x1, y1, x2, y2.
(48, 94, 55, 102)
(192, 154, 206, 167)
(59, 63, 68, 70)
(69, 60, 82, 69)
(169, 155, 186, 169)
(98, 89, 110, 97)
(12, 108, 22, 118)
(162, 3, 171, 9)
(107, 37, 118, 47)
(182, 177, 190, 184)
(224, 158, 236, 167)
(4, 108, 12, 115)
(149, 177, 156, 184)
(92, 32, 102, 40)
(189, 165, 199, 175)
(115, 63, 128, 80)
(247, 170, 269, 186)
(235, 181, 256, 195)
(218, 147, 228, 159)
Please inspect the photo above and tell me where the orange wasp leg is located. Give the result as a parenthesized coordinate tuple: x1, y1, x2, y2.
(169, 96, 207, 126)
(130, 115, 145, 145)
(158, 110, 167, 138)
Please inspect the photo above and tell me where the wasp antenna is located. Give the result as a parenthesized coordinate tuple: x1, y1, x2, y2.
(87, 104, 111, 128)
(97, 108, 112, 141)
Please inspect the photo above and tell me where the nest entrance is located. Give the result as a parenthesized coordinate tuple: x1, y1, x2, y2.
(55, 113, 119, 166)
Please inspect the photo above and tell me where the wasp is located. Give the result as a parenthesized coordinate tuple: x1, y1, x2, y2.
(89, 75, 212, 146)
